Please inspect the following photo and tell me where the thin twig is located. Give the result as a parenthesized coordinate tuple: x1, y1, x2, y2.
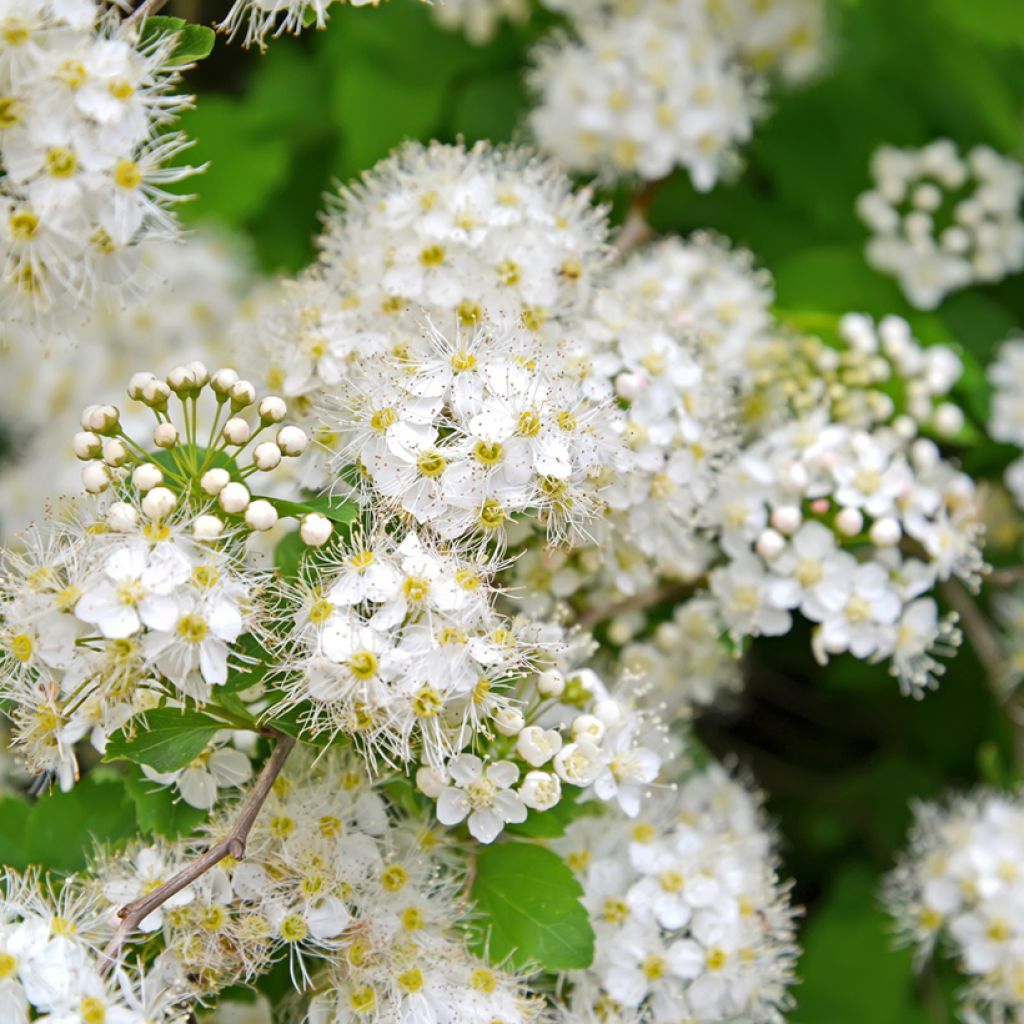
(102, 729, 296, 968)
(941, 581, 1004, 680)
(576, 581, 694, 630)
(986, 565, 1024, 587)
(613, 176, 670, 253)
(126, 0, 172, 26)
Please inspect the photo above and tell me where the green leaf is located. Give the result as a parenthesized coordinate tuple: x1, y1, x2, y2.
(104, 707, 224, 773)
(506, 786, 588, 838)
(265, 494, 360, 525)
(140, 15, 215, 66)
(274, 530, 305, 580)
(123, 767, 209, 839)
(932, 0, 1024, 50)
(221, 633, 275, 695)
(471, 842, 595, 971)
(0, 796, 31, 870)
(22, 778, 137, 872)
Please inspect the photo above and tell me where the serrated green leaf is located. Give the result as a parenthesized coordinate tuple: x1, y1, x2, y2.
(105, 707, 223, 773)
(265, 494, 360, 525)
(471, 842, 594, 970)
(140, 15, 215, 66)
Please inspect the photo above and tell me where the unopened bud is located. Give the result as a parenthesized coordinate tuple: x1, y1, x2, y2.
(166, 365, 197, 394)
(493, 707, 525, 737)
(258, 396, 287, 423)
(132, 463, 164, 492)
(222, 418, 251, 445)
(73, 431, 102, 460)
(210, 368, 239, 396)
(106, 502, 139, 532)
(756, 528, 786, 561)
(187, 361, 210, 387)
(537, 669, 565, 699)
(245, 499, 279, 532)
(229, 380, 256, 410)
(142, 486, 176, 520)
(153, 423, 178, 449)
(299, 512, 332, 547)
(201, 468, 231, 495)
(81, 404, 119, 434)
(127, 372, 156, 400)
(102, 438, 129, 467)
(252, 442, 282, 471)
(219, 482, 251, 514)
(934, 402, 964, 437)
(869, 516, 902, 547)
(141, 379, 170, 409)
(277, 425, 307, 456)
(193, 514, 224, 541)
(82, 461, 111, 493)
(835, 507, 863, 536)
(771, 505, 802, 535)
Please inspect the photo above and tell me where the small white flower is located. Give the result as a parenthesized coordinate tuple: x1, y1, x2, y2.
(434, 754, 527, 843)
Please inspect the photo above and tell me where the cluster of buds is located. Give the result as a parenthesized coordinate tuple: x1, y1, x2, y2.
(72, 364, 328, 543)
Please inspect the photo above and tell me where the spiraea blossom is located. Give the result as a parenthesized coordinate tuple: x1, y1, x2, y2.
(857, 139, 1024, 309)
(218, 0, 393, 49)
(529, 0, 759, 189)
(886, 789, 1024, 1023)
(556, 763, 798, 1024)
(430, 0, 529, 44)
(988, 334, 1024, 511)
(0, 0, 199, 318)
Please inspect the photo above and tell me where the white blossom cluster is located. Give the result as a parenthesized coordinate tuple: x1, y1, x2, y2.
(95, 749, 542, 1021)
(0, 232, 255, 537)
(0, 0, 198, 318)
(857, 140, 1024, 309)
(0, 867, 191, 1024)
(992, 585, 1024, 699)
(987, 335, 1024, 510)
(885, 788, 1024, 1024)
(430, 0, 529, 44)
(218, 0, 395, 49)
(555, 763, 798, 1024)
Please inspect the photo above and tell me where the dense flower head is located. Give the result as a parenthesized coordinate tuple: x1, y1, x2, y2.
(0, 0, 199, 318)
(555, 763, 798, 1024)
(885, 788, 1024, 1023)
(857, 139, 1024, 309)
(987, 335, 1024, 511)
(218, 0, 394, 49)
(430, 0, 529, 44)
(528, 0, 759, 189)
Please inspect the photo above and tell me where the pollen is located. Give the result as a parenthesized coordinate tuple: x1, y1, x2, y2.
(114, 160, 142, 190)
(381, 864, 409, 892)
(9, 210, 38, 241)
(176, 614, 208, 644)
(477, 499, 506, 531)
(412, 686, 443, 718)
(280, 913, 309, 942)
(398, 967, 425, 993)
(46, 146, 77, 178)
(10, 633, 33, 662)
(349, 650, 378, 679)
(419, 245, 446, 266)
(309, 597, 335, 624)
(417, 450, 447, 478)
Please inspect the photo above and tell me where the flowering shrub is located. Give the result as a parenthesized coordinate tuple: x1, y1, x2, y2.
(1, 2, 1024, 1023)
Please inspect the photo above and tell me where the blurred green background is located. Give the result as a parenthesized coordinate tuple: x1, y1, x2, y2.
(13, 0, 1024, 1019)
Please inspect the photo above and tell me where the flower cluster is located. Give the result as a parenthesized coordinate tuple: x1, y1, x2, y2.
(0, 867, 190, 1024)
(556, 763, 798, 1024)
(885, 789, 1024, 1023)
(988, 334, 1024, 510)
(431, 0, 529, 44)
(0, 0, 198, 318)
(857, 140, 1024, 309)
(218, 0, 387, 49)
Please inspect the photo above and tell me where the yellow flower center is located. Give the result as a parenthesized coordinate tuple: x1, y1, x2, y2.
(478, 500, 506, 530)
(381, 864, 409, 892)
(370, 407, 397, 431)
(80, 997, 106, 1024)
(349, 650, 378, 679)
(417, 450, 446, 478)
(309, 598, 335, 624)
(398, 967, 424, 993)
(176, 614, 208, 644)
(46, 146, 77, 178)
(518, 410, 542, 437)
(280, 913, 308, 942)
(9, 210, 37, 241)
(412, 686, 443, 718)
(474, 441, 503, 465)
(11, 633, 33, 662)
(419, 245, 445, 266)
(114, 159, 142, 190)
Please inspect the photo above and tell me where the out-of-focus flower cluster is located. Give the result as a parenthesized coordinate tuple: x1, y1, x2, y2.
(858, 140, 1024, 309)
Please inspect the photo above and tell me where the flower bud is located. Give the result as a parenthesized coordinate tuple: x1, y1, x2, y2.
(193, 514, 224, 540)
(835, 507, 864, 536)
(106, 502, 139, 532)
(258, 396, 287, 423)
(277, 425, 307, 457)
(132, 463, 164, 492)
(141, 486, 176, 520)
(517, 726, 563, 767)
(222, 417, 251, 445)
(756, 528, 786, 561)
(245, 499, 278, 531)
(493, 707, 525, 737)
(73, 431, 102, 460)
(615, 371, 648, 401)
(229, 380, 256, 410)
(934, 402, 964, 437)
(187, 361, 210, 387)
(219, 482, 251, 514)
(571, 713, 605, 742)
(201, 468, 231, 495)
(153, 423, 179, 449)
(210, 368, 239, 396)
(102, 438, 129, 467)
(141, 379, 170, 409)
(415, 766, 446, 799)
(536, 669, 565, 699)
(127, 372, 156, 400)
(869, 516, 902, 548)
(299, 513, 332, 547)
(252, 442, 282, 471)
(81, 404, 119, 434)
(166, 365, 197, 394)
(594, 699, 622, 726)
(82, 461, 111, 493)
(519, 771, 561, 812)
(771, 505, 802, 535)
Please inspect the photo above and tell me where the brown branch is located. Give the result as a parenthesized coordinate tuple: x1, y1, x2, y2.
(613, 176, 669, 254)
(126, 0, 172, 26)
(941, 581, 1004, 680)
(102, 729, 296, 968)
(986, 566, 1024, 587)
(576, 581, 694, 631)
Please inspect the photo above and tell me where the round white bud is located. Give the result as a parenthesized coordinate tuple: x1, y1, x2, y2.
(153, 423, 179, 449)
(141, 380, 170, 409)
(594, 699, 622, 726)
(519, 771, 562, 812)
(210, 368, 239, 395)
(141, 486, 176, 520)
(771, 505, 802, 535)
(201, 468, 231, 496)
(911, 438, 940, 470)
(229, 380, 256, 409)
(607, 616, 637, 646)
(756, 528, 786, 561)
(187, 361, 210, 387)
(244, 499, 279, 532)
(299, 512, 333, 547)
(81, 461, 111, 493)
(571, 713, 605, 742)
(222, 418, 251, 445)
(869, 517, 902, 548)
(252, 442, 282, 471)
(835, 507, 864, 536)
(193, 514, 224, 541)
(493, 707, 525, 737)
(82, 404, 119, 434)
(615, 371, 648, 401)
(277, 425, 308, 457)
(892, 414, 918, 441)
(166, 365, 196, 393)
(106, 502, 139, 532)
(102, 438, 129, 467)
(132, 463, 164, 492)
(415, 766, 446, 799)
(73, 431, 102, 460)
(258, 396, 287, 423)
(218, 482, 251, 514)
(934, 402, 964, 436)
(127, 372, 156, 400)
(536, 669, 565, 699)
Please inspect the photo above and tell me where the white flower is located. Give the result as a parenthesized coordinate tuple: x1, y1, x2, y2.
(516, 725, 563, 767)
(434, 754, 527, 843)
(143, 735, 253, 810)
(518, 770, 562, 812)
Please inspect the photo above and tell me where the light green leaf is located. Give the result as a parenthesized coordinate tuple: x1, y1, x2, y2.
(140, 15, 215, 66)
(471, 842, 595, 971)
(123, 766, 209, 839)
(264, 494, 360, 525)
(104, 707, 223, 773)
